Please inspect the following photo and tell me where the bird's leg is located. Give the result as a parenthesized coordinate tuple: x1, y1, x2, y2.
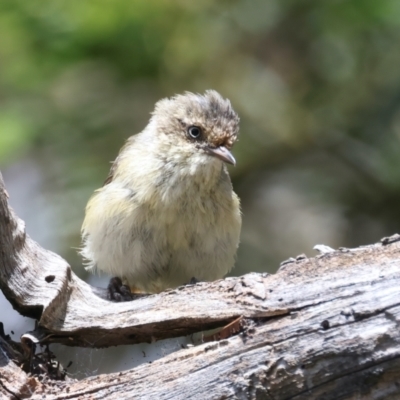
(107, 277, 150, 301)
(107, 277, 133, 302)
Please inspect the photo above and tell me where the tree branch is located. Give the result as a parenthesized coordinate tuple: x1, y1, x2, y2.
(1, 170, 400, 399)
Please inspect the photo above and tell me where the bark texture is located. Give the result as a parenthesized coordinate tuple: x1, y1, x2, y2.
(1, 171, 400, 399)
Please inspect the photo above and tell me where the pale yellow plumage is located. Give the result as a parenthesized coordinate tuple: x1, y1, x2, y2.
(81, 90, 241, 295)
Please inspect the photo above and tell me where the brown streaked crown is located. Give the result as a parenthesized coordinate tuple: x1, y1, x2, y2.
(152, 90, 240, 150)
(104, 91, 239, 186)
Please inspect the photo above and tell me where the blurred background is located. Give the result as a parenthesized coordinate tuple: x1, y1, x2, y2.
(2, 0, 400, 377)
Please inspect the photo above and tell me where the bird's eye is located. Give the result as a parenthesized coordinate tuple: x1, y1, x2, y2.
(187, 126, 202, 140)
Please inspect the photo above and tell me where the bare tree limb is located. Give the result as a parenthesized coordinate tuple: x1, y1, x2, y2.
(1, 170, 400, 399)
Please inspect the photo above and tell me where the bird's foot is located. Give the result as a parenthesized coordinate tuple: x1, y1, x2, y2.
(107, 277, 133, 302)
(188, 277, 200, 285)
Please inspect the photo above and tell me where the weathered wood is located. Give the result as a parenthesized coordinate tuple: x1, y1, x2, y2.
(1, 170, 400, 399)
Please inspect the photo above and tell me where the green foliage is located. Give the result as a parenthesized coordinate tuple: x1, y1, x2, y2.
(2, 0, 400, 271)
(0, 110, 33, 162)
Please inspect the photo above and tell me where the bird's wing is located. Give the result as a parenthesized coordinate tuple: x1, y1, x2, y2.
(103, 136, 137, 186)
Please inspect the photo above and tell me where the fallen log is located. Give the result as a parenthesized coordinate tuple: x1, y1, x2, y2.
(1, 171, 400, 399)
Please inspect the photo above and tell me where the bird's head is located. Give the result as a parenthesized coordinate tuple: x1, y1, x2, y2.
(151, 90, 240, 167)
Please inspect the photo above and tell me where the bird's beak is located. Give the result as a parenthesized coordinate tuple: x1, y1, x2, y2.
(206, 145, 236, 166)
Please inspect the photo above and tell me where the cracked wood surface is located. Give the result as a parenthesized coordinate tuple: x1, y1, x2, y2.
(1, 171, 400, 399)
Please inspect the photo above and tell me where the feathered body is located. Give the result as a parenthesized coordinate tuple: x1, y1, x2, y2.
(81, 90, 241, 293)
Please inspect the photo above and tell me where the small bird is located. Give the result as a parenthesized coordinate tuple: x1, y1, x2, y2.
(80, 90, 241, 300)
